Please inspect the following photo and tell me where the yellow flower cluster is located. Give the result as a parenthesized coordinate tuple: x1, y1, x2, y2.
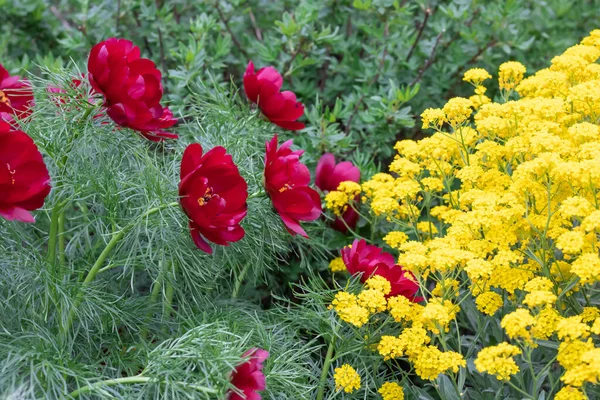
(330, 276, 391, 327)
(378, 381, 404, 400)
(324, 181, 361, 216)
(498, 61, 526, 90)
(475, 342, 522, 381)
(334, 364, 361, 393)
(328, 257, 346, 272)
(329, 30, 600, 398)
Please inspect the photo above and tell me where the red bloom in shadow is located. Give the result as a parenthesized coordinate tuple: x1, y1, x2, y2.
(0, 64, 34, 124)
(229, 348, 269, 400)
(179, 143, 248, 254)
(88, 38, 177, 141)
(0, 121, 51, 223)
(315, 153, 361, 232)
(243, 61, 305, 130)
(341, 239, 422, 301)
(264, 135, 321, 237)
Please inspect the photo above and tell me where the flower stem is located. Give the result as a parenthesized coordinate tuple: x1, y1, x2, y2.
(231, 263, 251, 299)
(247, 190, 266, 200)
(47, 203, 61, 265)
(58, 207, 67, 270)
(63, 202, 179, 334)
(316, 330, 337, 400)
(68, 374, 218, 398)
(140, 264, 164, 341)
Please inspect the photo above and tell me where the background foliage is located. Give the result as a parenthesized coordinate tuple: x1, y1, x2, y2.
(1, 0, 600, 399)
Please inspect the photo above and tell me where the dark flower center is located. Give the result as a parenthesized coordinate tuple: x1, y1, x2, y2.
(0, 90, 10, 106)
(6, 163, 16, 185)
(279, 183, 293, 193)
(197, 187, 214, 206)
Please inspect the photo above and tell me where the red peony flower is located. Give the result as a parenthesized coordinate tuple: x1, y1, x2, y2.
(315, 153, 360, 192)
(264, 135, 321, 237)
(341, 239, 422, 301)
(0, 121, 51, 223)
(243, 61, 305, 130)
(316, 153, 361, 232)
(88, 38, 177, 141)
(0, 64, 34, 124)
(229, 348, 269, 400)
(179, 143, 248, 254)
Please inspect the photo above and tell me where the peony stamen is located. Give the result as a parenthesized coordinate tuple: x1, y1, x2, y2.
(197, 187, 214, 206)
(279, 183, 293, 193)
(0, 91, 10, 106)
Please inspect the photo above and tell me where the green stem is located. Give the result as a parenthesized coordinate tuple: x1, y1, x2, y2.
(58, 208, 67, 270)
(316, 330, 337, 400)
(64, 202, 178, 333)
(140, 266, 164, 341)
(68, 375, 218, 398)
(231, 263, 251, 299)
(247, 190, 266, 200)
(47, 203, 61, 264)
(161, 262, 177, 334)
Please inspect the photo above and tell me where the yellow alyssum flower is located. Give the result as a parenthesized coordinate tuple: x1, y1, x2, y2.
(329, 257, 346, 272)
(501, 309, 535, 342)
(463, 68, 492, 85)
(555, 386, 588, 400)
(387, 295, 413, 323)
(475, 291, 503, 316)
(523, 290, 557, 308)
(591, 318, 600, 335)
(378, 336, 404, 360)
(357, 289, 387, 314)
(365, 275, 392, 295)
(378, 382, 404, 400)
(442, 97, 473, 126)
(556, 316, 590, 341)
(383, 231, 409, 249)
(562, 348, 600, 387)
(331, 291, 370, 327)
(325, 191, 348, 216)
(524, 277, 554, 292)
(334, 364, 361, 393)
(498, 61, 526, 90)
(421, 108, 445, 129)
(412, 346, 465, 380)
(532, 307, 561, 340)
(475, 342, 522, 381)
(557, 339, 594, 370)
(571, 253, 600, 284)
(579, 307, 599, 323)
(419, 298, 458, 334)
(337, 181, 361, 197)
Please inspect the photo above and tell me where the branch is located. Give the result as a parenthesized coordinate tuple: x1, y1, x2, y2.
(49, 6, 74, 31)
(406, 7, 431, 62)
(410, 29, 445, 86)
(248, 8, 263, 41)
(445, 39, 498, 98)
(215, 2, 249, 59)
(157, 27, 167, 78)
(283, 38, 306, 78)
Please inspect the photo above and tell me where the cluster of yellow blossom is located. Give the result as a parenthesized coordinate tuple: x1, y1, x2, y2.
(333, 364, 361, 393)
(328, 257, 346, 272)
(378, 381, 404, 400)
(324, 181, 361, 216)
(329, 276, 390, 327)
(375, 295, 465, 380)
(328, 30, 600, 398)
